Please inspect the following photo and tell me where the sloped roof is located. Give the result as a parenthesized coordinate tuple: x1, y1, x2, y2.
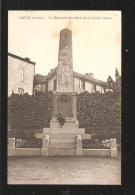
(34, 67, 108, 87)
(73, 71, 107, 86)
(34, 74, 47, 83)
(34, 67, 57, 84)
(8, 52, 36, 65)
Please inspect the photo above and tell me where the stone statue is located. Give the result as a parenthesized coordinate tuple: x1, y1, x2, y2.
(57, 62, 73, 90)
(57, 45, 73, 91)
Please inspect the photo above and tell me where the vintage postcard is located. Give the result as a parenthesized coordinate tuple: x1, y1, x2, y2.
(8, 10, 121, 185)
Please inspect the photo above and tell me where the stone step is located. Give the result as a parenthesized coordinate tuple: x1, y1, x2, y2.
(36, 133, 77, 139)
(44, 127, 85, 131)
(36, 132, 91, 140)
(49, 133, 79, 138)
(50, 137, 75, 143)
(50, 133, 91, 138)
(51, 118, 78, 123)
(49, 148, 76, 156)
(43, 128, 85, 134)
(63, 123, 79, 127)
(50, 121, 79, 129)
(49, 142, 76, 149)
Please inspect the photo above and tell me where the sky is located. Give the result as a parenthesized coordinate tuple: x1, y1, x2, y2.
(8, 11, 121, 81)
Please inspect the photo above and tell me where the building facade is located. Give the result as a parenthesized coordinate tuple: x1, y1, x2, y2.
(8, 53, 35, 96)
(34, 68, 108, 95)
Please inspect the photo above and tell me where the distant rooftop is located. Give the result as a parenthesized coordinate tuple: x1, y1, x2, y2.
(8, 52, 36, 65)
(34, 68, 108, 87)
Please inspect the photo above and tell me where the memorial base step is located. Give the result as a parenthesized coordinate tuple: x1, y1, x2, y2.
(50, 142, 76, 149)
(49, 148, 76, 156)
(50, 120, 79, 129)
(43, 128, 85, 134)
(50, 136, 75, 142)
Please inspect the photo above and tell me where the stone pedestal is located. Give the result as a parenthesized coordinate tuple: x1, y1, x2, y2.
(41, 134, 50, 156)
(110, 138, 117, 157)
(53, 93, 76, 116)
(8, 138, 16, 156)
(76, 135, 83, 156)
(51, 92, 78, 127)
(40, 91, 91, 156)
(42, 126, 86, 156)
(8, 138, 15, 149)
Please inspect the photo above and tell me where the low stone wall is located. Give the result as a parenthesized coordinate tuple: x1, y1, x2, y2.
(8, 147, 111, 157)
(8, 138, 41, 156)
(76, 135, 111, 157)
(83, 149, 110, 157)
(8, 137, 117, 157)
(8, 148, 41, 157)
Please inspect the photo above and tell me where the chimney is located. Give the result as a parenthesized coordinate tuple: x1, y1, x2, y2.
(85, 73, 94, 78)
(25, 57, 30, 62)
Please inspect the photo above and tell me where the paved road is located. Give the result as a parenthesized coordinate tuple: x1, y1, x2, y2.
(8, 156, 121, 184)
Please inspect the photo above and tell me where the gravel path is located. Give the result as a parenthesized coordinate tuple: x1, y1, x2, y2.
(8, 156, 121, 184)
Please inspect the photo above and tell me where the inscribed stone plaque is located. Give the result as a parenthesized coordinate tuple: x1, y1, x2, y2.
(57, 95, 73, 117)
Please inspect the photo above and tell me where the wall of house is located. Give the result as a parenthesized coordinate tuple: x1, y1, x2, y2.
(48, 76, 57, 91)
(34, 84, 42, 93)
(41, 83, 47, 93)
(85, 82, 95, 93)
(8, 55, 35, 96)
(34, 75, 106, 94)
(73, 77, 82, 92)
(73, 76, 96, 93)
(96, 85, 104, 93)
(34, 83, 47, 94)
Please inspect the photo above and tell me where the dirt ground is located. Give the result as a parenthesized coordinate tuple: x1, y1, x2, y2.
(8, 156, 121, 184)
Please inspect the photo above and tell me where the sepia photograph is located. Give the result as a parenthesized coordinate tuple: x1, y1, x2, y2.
(8, 10, 121, 184)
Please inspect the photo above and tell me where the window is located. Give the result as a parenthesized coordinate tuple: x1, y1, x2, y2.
(34, 88, 38, 95)
(79, 79, 81, 89)
(82, 80, 85, 90)
(18, 88, 24, 95)
(19, 68, 24, 82)
(54, 79, 57, 91)
(94, 84, 96, 92)
(103, 87, 106, 93)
